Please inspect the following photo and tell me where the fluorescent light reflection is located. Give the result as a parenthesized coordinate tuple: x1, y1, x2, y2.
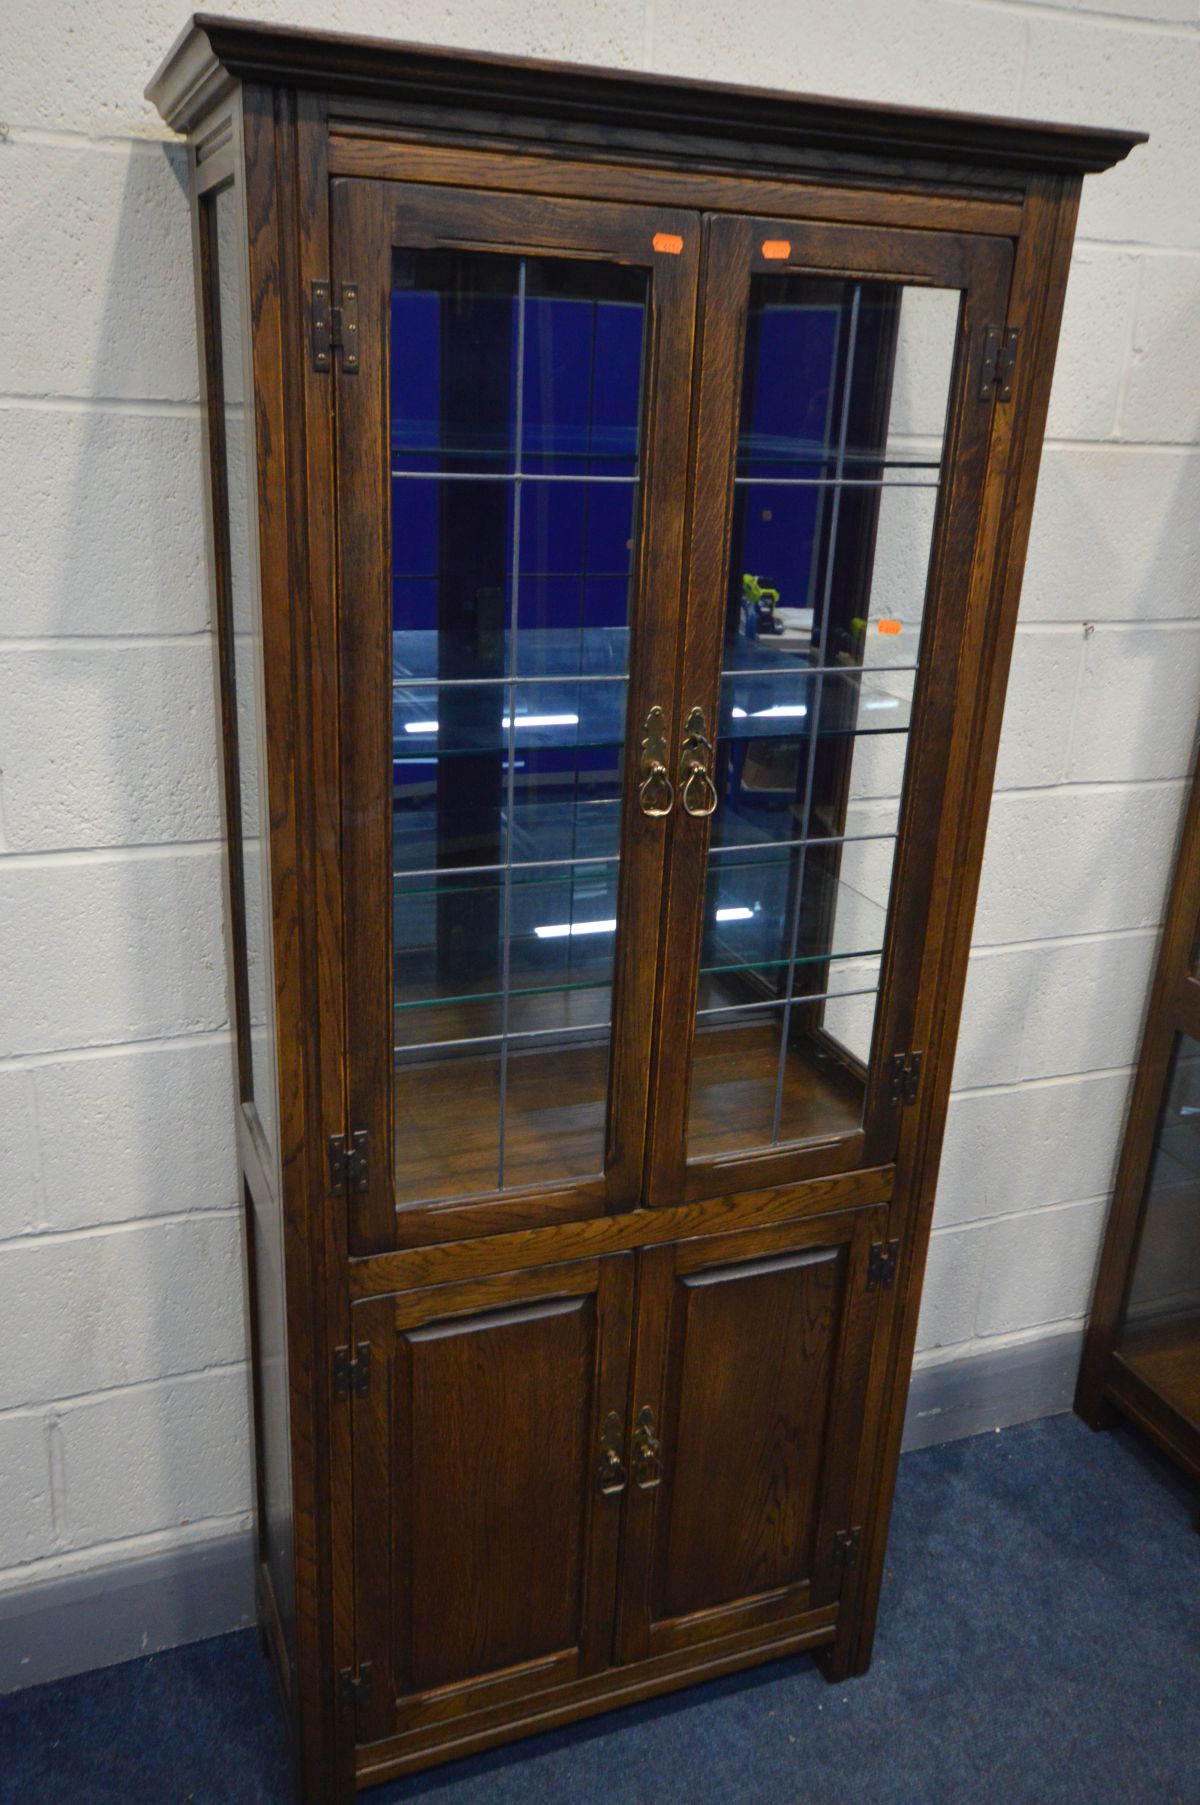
(404, 712, 580, 735)
(534, 918, 617, 941)
(729, 704, 808, 720)
(534, 904, 755, 942)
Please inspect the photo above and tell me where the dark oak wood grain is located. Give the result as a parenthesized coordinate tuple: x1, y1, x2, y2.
(351, 1256, 634, 1743)
(151, 20, 1138, 1796)
(616, 1208, 882, 1664)
(149, 16, 1144, 177)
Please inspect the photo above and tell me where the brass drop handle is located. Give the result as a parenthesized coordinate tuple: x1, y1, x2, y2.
(597, 1410, 628, 1496)
(638, 704, 674, 818)
(632, 1404, 664, 1490)
(679, 706, 718, 818)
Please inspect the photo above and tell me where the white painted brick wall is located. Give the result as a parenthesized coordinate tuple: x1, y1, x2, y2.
(0, 0, 1195, 1612)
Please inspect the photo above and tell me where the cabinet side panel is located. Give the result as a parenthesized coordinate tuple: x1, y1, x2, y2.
(837, 172, 1084, 1680)
(241, 83, 345, 1801)
(194, 97, 298, 1691)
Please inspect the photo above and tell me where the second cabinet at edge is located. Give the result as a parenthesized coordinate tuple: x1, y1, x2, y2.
(148, 18, 1141, 1800)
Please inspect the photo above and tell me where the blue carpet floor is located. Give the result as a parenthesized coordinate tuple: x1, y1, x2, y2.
(1, 1413, 1198, 1805)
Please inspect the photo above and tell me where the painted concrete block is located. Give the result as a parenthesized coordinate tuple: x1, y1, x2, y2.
(0, 140, 196, 402)
(1123, 255, 1200, 445)
(952, 948, 1039, 1093)
(974, 1198, 1109, 1337)
(0, 1213, 246, 1411)
(1068, 625, 1200, 783)
(0, 408, 209, 639)
(6, 0, 647, 140)
(32, 1039, 238, 1233)
(993, 630, 1081, 792)
(649, 0, 1028, 115)
(0, 1418, 52, 1571)
(935, 1069, 1134, 1228)
(974, 783, 1182, 946)
(1018, 930, 1158, 1080)
(54, 1367, 250, 1548)
(0, 849, 228, 1058)
(1023, 20, 1200, 251)
(0, 1072, 38, 1244)
(1045, 250, 1141, 442)
(1021, 448, 1200, 624)
(914, 1226, 987, 1353)
(0, 646, 221, 851)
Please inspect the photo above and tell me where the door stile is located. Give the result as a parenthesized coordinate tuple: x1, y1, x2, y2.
(333, 178, 701, 1253)
(612, 1241, 675, 1666)
(334, 177, 396, 1255)
(349, 1293, 398, 1744)
(806, 1205, 887, 1609)
(602, 211, 700, 1208)
(646, 213, 1014, 1207)
(645, 215, 752, 1213)
(577, 1251, 637, 1673)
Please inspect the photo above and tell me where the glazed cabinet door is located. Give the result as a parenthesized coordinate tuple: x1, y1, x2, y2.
(349, 1254, 635, 1749)
(333, 178, 699, 1252)
(648, 215, 1013, 1202)
(617, 1208, 887, 1662)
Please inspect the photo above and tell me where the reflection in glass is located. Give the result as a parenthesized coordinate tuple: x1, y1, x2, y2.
(687, 275, 959, 1161)
(390, 249, 647, 1204)
(1116, 1034, 1200, 1419)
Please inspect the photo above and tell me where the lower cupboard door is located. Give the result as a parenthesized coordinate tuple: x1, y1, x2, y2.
(349, 1253, 635, 1746)
(616, 1208, 886, 1663)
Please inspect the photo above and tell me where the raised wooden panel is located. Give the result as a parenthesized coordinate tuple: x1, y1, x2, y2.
(351, 1255, 634, 1742)
(407, 1295, 592, 1689)
(618, 1207, 883, 1662)
(657, 1246, 842, 1620)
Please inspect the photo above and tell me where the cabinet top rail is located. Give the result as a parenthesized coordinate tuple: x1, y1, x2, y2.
(148, 13, 1145, 176)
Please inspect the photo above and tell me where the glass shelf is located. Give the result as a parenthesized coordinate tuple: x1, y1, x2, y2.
(391, 637, 915, 762)
(699, 856, 888, 982)
(734, 448, 942, 482)
(391, 855, 888, 1048)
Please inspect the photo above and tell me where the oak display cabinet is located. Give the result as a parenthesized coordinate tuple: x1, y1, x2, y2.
(147, 17, 1142, 1798)
(1077, 740, 1200, 1498)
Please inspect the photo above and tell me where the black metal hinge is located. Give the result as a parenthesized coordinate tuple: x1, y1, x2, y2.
(338, 1662, 373, 1711)
(979, 324, 1019, 402)
(867, 1238, 900, 1292)
(833, 1527, 862, 1569)
(333, 1342, 371, 1401)
(888, 1051, 922, 1108)
(311, 280, 359, 373)
(328, 1130, 368, 1196)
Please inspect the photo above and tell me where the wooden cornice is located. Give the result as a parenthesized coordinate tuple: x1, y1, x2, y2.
(148, 14, 1146, 178)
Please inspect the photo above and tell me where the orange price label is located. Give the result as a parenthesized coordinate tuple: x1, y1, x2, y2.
(761, 239, 791, 260)
(652, 232, 684, 255)
(877, 619, 902, 635)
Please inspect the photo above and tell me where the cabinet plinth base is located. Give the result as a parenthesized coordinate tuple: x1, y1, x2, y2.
(354, 1608, 839, 1788)
(353, 1617, 833, 1783)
